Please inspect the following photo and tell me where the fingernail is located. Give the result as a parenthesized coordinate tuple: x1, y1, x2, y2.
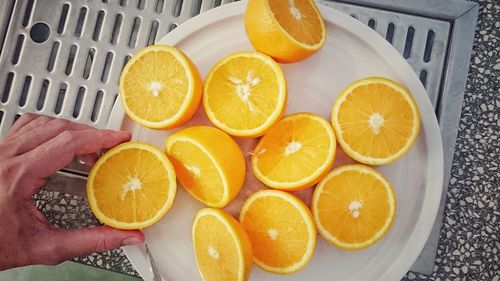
(122, 237, 143, 246)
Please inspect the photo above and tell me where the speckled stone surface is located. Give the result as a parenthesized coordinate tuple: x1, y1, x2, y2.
(401, 0, 499, 280)
(33, 0, 499, 280)
(34, 189, 140, 277)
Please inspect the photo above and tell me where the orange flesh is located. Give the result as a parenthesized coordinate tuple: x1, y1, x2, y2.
(268, 0, 323, 45)
(241, 196, 310, 268)
(194, 215, 239, 281)
(337, 83, 415, 158)
(92, 148, 171, 223)
(205, 56, 281, 131)
(254, 116, 332, 183)
(167, 141, 224, 204)
(316, 169, 391, 243)
(123, 50, 188, 121)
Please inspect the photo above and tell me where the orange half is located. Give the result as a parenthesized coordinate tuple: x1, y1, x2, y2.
(87, 142, 177, 229)
(119, 45, 202, 129)
(239, 190, 316, 274)
(331, 77, 421, 165)
(251, 113, 336, 190)
(203, 52, 287, 137)
(312, 164, 397, 250)
(245, 0, 326, 63)
(193, 208, 253, 281)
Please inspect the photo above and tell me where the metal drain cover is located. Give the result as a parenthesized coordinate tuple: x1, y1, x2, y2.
(0, 0, 478, 275)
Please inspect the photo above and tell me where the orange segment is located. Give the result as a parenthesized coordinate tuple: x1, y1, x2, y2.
(239, 190, 316, 274)
(312, 164, 397, 250)
(120, 45, 202, 129)
(252, 113, 336, 190)
(245, 0, 326, 63)
(203, 52, 287, 137)
(87, 142, 177, 229)
(331, 77, 420, 165)
(164, 126, 246, 208)
(193, 208, 253, 281)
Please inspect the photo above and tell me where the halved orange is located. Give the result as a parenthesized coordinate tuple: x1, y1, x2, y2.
(331, 77, 420, 165)
(312, 164, 397, 250)
(164, 126, 246, 208)
(239, 190, 316, 274)
(251, 113, 336, 191)
(203, 52, 287, 137)
(87, 142, 177, 229)
(193, 208, 253, 281)
(119, 45, 202, 129)
(245, 0, 326, 63)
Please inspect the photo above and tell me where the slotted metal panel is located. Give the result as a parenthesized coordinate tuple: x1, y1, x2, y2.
(0, 0, 478, 276)
(0, 0, 237, 137)
(321, 1, 449, 112)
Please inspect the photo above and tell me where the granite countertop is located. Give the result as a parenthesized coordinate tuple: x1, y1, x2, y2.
(5, 0, 498, 280)
(401, 0, 499, 279)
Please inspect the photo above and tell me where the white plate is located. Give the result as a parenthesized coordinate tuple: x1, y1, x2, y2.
(108, 2, 444, 280)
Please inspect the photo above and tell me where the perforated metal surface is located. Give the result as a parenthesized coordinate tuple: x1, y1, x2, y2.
(321, 1, 450, 112)
(0, 0, 239, 137)
(0, 0, 478, 276)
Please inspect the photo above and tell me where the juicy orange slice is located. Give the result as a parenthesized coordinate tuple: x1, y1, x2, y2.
(331, 77, 420, 165)
(239, 190, 316, 274)
(119, 45, 202, 129)
(86, 142, 177, 229)
(164, 126, 246, 208)
(245, 0, 326, 63)
(203, 52, 287, 137)
(193, 208, 253, 281)
(312, 164, 397, 250)
(251, 113, 336, 190)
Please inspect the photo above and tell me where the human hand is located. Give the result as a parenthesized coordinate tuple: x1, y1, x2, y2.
(0, 113, 145, 270)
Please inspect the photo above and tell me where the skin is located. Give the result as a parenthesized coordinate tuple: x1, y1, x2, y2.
(0, 113, 144, 271)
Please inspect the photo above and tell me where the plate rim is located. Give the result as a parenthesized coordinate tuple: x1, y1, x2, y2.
(110, 1, 444, 280)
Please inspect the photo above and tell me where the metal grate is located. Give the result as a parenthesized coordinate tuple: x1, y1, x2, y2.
(0, 0, 238, 137)
(0, 0, 478, 276)
(321, 1, 449, 112)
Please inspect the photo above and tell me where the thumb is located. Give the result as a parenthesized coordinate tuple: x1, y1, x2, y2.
(43, 226, 144, 264)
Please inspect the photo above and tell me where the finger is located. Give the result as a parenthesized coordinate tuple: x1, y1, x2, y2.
(21, 129, 131, 182)
(36, 226, 144, 265)
(5, 113, 43, 138)
(13, 115, 54, 137)
(10, 118, 93, 156)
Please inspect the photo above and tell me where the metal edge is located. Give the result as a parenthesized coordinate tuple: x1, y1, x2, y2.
(45, 170, 87, 197)
(328, 0, 478, 20)
(409, 4, 479, 275)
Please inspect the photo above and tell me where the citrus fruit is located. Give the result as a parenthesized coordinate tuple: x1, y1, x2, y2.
(86, 142, 177, 229)
(312, 164, 397, 250)
(331, 77, 420, 165)
(119, 45, 202, 129)
(245, 0, 326, 63)
(251, 113, 336, 191)
(239, 189, 316, 274)
(193, 208, 253, 281)
(164, 126, 246, 208)
(203, 52, 287, 137)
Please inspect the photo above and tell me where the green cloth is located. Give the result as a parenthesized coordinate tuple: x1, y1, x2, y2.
(0, 262, 141, 281)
